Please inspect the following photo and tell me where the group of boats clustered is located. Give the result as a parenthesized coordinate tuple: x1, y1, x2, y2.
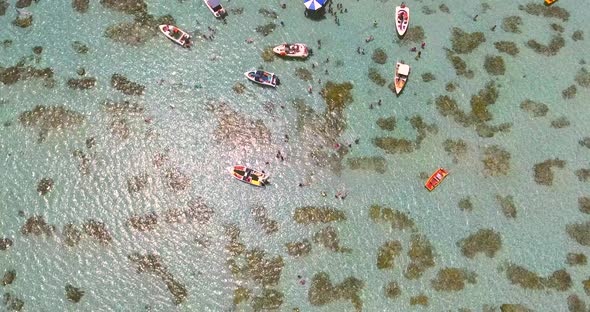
(159, 1, 448, 190)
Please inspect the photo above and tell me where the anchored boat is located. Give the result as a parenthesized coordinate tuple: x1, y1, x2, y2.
(394, 61, 410, 95)
(272, 43, 310, 59)
(229, 165, 269, 187)
(203, 0, 226, 17)
(159, 25, 191, 48)
(244, 69, 280, 87)
(425, 168, 448, 191)
(395, 4, 410, 37)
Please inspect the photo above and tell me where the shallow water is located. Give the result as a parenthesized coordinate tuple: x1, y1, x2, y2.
(1, 0, 589, 311)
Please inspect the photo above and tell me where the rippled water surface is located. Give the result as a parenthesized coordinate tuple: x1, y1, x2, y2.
(1, 0, 589, 311)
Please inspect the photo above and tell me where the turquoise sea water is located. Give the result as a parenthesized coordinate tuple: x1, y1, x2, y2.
(1, 0, 589, 311)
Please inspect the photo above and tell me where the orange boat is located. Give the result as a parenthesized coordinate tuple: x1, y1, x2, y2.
(544, 0, 557, 5)
(425, 168, 448, 191)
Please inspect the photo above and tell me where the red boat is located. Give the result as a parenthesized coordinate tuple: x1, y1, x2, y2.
(425, 168, 448, 191)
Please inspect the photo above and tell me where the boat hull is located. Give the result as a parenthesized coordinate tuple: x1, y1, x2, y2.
(159, 25, 191, 48)
(272, 43, 309, 58)
(203, 0, 226, 17)
(394, 62, 410, 95)
(244, 69, 279, 87)
(425, 168, 448, 191)
(395, 6, 410, 37)
(229, 165, 268, 187)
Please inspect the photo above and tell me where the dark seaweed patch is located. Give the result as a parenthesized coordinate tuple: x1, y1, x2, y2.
(67, 77, 96, 90)
(369, 205, 416, 230)
(520, 100, 548, 117)
(65, 284, 84, 303)
(376, 116, 396, 131)
(519, 3, 570, 22)
(2, 270, 16, 286)
(372, 48, 388, 64)
(377, 241, 402, 269)
(368, 67, 386, 86)
(255, 23, 276, 36)
(451, 28, 485, 54)
(347, 156, 387, 174)
(579, 197, 590, 214)
(308, 272, 364, 311)
(446, 52, 474, 78)
(422, 72, 435, 82)
(100, 0, 147, 15)
(431, 267, 477, 292)
(404, 235, 435, 280)
(458, 197, 473, 212)
(502, 16, 522, 33)
(526, 35, 565, 56)
(410, 295, 428, 306)
(0, 238, 13, 251)
(285, 239, 312, 257)
(533, 159, 565, 185)
(458, 229, 501, 258)
(566, 253, 587, 266)
(313, 226, 351, 253)
(566, 221, 590, 246)
(293, 207, 345, 224)
(567, 295, 587, 312)
(385, 281, 401, 299)
(496, 195, 517, 218)
(494, 41, 519, 56)
(21, 216, 56, 236)
(575, 68, 590, 88)
(575, 168, 590, 182)
(504, 264, 572, 291)
(128, 253, 188, 305)
(482, 145, 511, 176)
(111, 74, 145, 96)
(72, 0, 89, 13)
(551, 116, 570, 128)
(295, 67, 312, 81)
(484, 55, 505, 75)
(37, 178, 54, 195)
(251, 206, 278, 235)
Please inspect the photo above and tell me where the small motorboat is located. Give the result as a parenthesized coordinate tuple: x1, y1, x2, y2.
(203, 0, 226, 17)
(425, 168, 448, 191)
(395, 4, 410, 37)
(272, 43, 310, 59)
(159, 25, 191, 48)
(544, 0, 557, 5)
(229, 165, 268, 187)
(244, 69, 280, 87)
(394, 61, 410, 95)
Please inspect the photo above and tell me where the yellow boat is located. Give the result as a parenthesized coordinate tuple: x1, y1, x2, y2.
(544, 0, 557, 5)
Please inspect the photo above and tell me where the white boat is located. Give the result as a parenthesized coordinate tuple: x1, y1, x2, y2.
(244, 69, 280, 87)
(272, 43, 310, 59)
(394, 62, 410, 95)
(203, 0, 226, 18)
(395, 4, 410, 37)
(159, 25, 191, 48)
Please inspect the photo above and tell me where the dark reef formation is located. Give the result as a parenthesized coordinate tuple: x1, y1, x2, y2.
(451, 28, 485, 54)
(111, 74, 145, 95)
(293, 207, 345, 224)
(504, 264, 572, 291)
(458, 229, 502, 259)
(519, 3, 570, 22)
(533, 159, 565, 186)
(65, 284, 84, 303)
(494, 41, 519, 56)
(520, 100, 548, 117)
(128, 253, 188, 305)
(347, 157, 387, 174)
(308, 272, 364, 312)
(431, 267, 477, 292)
